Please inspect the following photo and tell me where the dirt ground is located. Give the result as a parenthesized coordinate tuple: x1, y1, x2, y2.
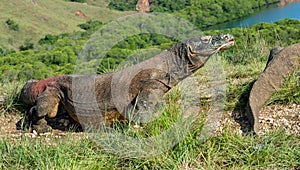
(222, 104, 300, 135)
(0, 105, 85, 140)
(0, 103, 299, 140)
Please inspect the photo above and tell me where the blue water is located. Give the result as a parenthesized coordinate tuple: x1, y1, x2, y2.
(213, 2, 300, 29)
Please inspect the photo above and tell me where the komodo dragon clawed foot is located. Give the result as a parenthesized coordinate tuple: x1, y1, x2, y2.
(32, 117, 53, 134)
(16, 105, 53, 133)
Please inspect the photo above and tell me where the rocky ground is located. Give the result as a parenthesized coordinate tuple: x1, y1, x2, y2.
(221, 104, 300, 135)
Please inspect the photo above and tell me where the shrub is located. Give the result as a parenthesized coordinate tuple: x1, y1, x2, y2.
(108, 0, 137, 11)
(19, 39, 34, 51)
(66, 0, 86, 3)
(78, 20, 103, 31)
(5, 19, 19, 31)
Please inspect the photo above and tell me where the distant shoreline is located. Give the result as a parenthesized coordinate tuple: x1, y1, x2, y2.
(280, 0, 300, 6)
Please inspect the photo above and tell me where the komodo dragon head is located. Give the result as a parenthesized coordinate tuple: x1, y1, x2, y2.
(172, 34, 234, 72)
(19, 76, 61, 107)
(20, 80, 39, 106)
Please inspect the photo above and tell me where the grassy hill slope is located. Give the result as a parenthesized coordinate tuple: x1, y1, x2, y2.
(0, 0, 134, 50)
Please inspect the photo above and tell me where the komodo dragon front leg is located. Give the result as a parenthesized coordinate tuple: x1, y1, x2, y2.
(128, 69, 172, 123)
(133, 81, 170, 123)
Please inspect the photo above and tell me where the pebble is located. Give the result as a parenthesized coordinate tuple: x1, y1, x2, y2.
(32, 130, 38, 138)
(217, 104, 300, 135)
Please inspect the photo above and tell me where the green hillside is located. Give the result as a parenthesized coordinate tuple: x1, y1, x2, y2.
(0, 0, 134, 50)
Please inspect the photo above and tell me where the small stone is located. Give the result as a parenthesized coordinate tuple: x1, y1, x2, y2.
(32, 130, 38, 138)
(40, 132, 51, 136)
(133, 124, 141, 129)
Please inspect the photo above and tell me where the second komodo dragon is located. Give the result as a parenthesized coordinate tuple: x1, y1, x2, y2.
(20, 34, 235, 133)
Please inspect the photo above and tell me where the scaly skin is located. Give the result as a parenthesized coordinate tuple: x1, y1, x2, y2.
(19, 34, 235, 133)
(245, 43, 300, 134)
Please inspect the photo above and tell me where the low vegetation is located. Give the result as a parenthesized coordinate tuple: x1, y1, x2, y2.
(1, 19, 299, 83)
(0, 129, 298, 169)
(5, 19, 19, 31)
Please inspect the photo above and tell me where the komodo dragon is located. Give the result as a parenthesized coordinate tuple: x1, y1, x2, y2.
(19, 34, 235, 133)
(246, 43, 300, 134)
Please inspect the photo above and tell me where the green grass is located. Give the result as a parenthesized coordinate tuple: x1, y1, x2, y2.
(268, 73, 300, 105)
(0, 128, 299, 169)
(0, 0, 134, 50)
(0, 81, 24, 115)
